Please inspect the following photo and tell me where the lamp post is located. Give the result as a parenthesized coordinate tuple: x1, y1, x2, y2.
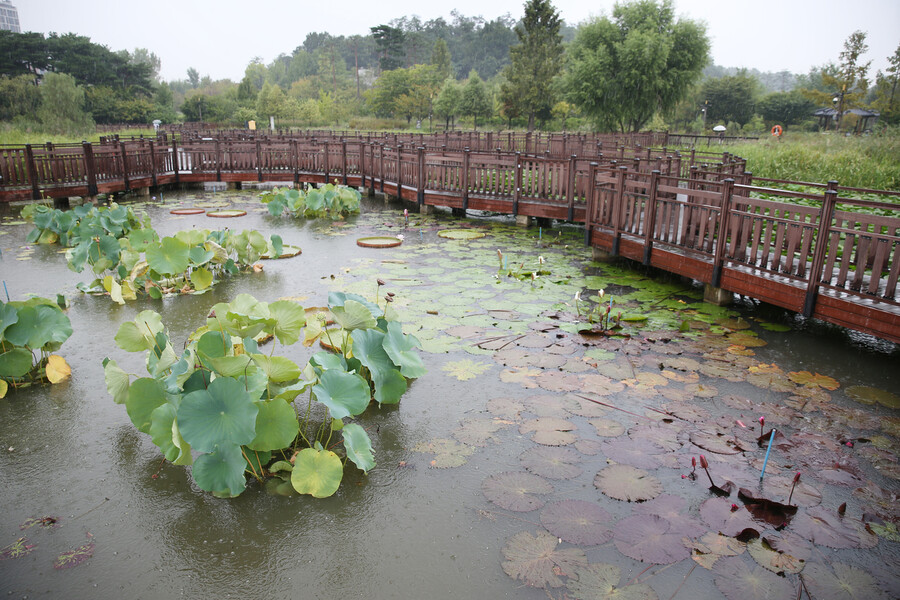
(701, 100, 709, 129)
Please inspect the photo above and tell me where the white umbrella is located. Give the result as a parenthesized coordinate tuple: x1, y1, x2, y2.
(712, 125, 726, 132)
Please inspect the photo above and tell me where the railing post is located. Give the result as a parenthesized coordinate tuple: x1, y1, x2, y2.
(584, 162, 598, 246)
(23, 144, 41, 200)
(323, 141, 330, 184)
(148, 140, 158, 187)
(172, 137, 180, 184)
(711, 178, 735, 287)
(611, 166, 628, 256)
(291, 139, 300, 186)
(512, 152, 522, 216)
(803, 182, 839, 317)
(396, 143, 404, 199)
(341, 140, 348, 185)
(256, 139, 263, 182)
(566, 154, 577, 222)
(379, 143, 385, 193)
(525, 131, 532, 155)
(82, 142, 98, 197)
(215, 139, 222, 182)
(417, 146, 425, 206)
(642, 170, 661, 265)
(462, 147, 470, 211)
(119, 141, 131, 191)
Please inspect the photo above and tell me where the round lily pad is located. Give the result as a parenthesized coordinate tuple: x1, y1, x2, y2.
(540, 500, 613, 545)
(169, 208, 205, 215)
(519, 446, 582, 479)
(261, 244, 302, 259)
(802, 562, 890, 600)
(713, 556, 797, 600)
(501, 530, 588, 589)
(613, 514, 692, 564)
(438, 228, 487, 240)
(482, 471, 553, 512)
(594, 464, 662, 502)
(356, 236, 403, 248)
(206, 209, 247, 218)
(845, 385, 900, 409)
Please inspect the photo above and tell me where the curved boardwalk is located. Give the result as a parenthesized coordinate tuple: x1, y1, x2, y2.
(1, 133, 898, 343)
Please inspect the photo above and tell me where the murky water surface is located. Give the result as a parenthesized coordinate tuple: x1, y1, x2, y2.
(1, 188, 898, 599)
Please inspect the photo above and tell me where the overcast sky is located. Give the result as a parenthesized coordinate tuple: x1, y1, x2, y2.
(16, 0, 900, 83)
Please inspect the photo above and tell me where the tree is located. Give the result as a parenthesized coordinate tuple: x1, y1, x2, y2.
(871, 43, 900, 125)
(186, 67, 200, 89)
(371, 25, 405, 72)
(255, 82, 294, 120)
(0, 74, 40, 120)
(802, 30, 871, 129)
(433, 78, 462, 129)
(700, 71, 760, 126)
(501, 0, 564, 130)
(459, 70, 492, 129)
(563, 0, 709, 132)
(37, 72, 93, 134)
(366, 68, 412, 117)
(431, 39, 452, 81)
(757, 91, 815, 127)
(130, 48, 161, 82)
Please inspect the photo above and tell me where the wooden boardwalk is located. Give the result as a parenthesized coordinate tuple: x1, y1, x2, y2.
(1, 134, 897, 343)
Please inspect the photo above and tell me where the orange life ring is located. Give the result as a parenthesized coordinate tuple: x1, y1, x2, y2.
(771, 125, 783, 136)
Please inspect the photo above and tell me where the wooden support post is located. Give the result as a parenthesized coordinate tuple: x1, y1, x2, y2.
(512, 152, 522, 216)
(584, 162, 598, 246)
(710, 178, 735, 287)
(359, 141, 366, 191)
(119, 141, 131, 191)
(396, 143, 403, 199)
(416, 146, 425, 206)
(803, 182, 839, 317)
(379, 144, 385, 193)
(215, 139, 222, 182)
(323, 141, 330, 184)
(291, 139, 300, 186)
(172, 137, 180, 184)
(341, 140, 348, 185)
(24, 144, 42, 200)
(611, 166, 627, 256)
(462, 147, 470, 211)
(256, 139, 263, 182)
(566, 154, 577, 222)
(82, 142, 98, 197)
(642, 170, 661, 265)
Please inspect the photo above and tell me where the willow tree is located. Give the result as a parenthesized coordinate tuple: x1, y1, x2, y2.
(563, 0, 709, 132)
(501, 0, 564, 130)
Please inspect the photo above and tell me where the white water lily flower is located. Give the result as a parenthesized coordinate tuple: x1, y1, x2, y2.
(396, 234, 404, 241)
(574, 291, 581, 301)
(538, 255, 544, 265)
(598, 289, 605, 299)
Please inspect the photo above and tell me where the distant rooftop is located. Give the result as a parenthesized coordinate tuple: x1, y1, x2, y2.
(0, 0, 20, 33)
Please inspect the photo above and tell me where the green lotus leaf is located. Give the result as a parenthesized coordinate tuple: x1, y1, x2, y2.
(125, 377, 167, 434)
(247, 399, 299, 451)
(270, 234, 283, 259)
(191, 444, 247, 497)
(171, 420, 193, 465)
(312, 368, 371, 419)
(147, 339, 178, 378)
(331, 299, 378, 331)
(383, 321, 426, 378)
(196, 330, 232, 366)
(290, 447, 343, 498)
(205, 356, 255, 377)
(0, 303, 19, 339)
(174, 229, 207, 247)
(115, 311, 165, 352)
(102, 357, 130, 404)
(250, 354, 301, 383)
(126, 227, 159, 249)
(146, 237, 191, 276)
(0, 348, 33, 378)
(3, 304, 71, 351)
(309, 351, 348, 372)
(342, 423, 375, 473)
(350, 328, 407, 405)
(177, 376, 258, 453)
(149, 403, 181, 462)
(103, 275, 124, 305)
(328, 291, 383, 318)
(190, 267, 213, 291)
(188, 246, 215, 267)
(268, 300, 306, 345)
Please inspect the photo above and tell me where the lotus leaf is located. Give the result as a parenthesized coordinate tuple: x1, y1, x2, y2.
(146, 236, 191, 276)
(312, 368, 371, 419)
(190, 267, 213, 290)
(177, 377, 258, 453)
(0, 379, 7, 398)
(192, 443, 247, 497)
(125, 377, 167, 434)
(149, 403, 182, 462)
(188, 245, 215, 266)
(0, 348, 33, 378)
(0, 302, 19, 337)
(45, 355, 70, 383)
(3, 304, 72, 351)
(331, 299, 378, 331)
(102, 358, 130, 404)
(115, 311, 165, 352)
(268, 300, 306, 345)
(342, 422, 375, 472)
(291, 447, 343, 498)
(349, 328, 407, 405)
(382, 321, 425, 378)
(251, 354, 301, 383)
(247, 399, 299, 451)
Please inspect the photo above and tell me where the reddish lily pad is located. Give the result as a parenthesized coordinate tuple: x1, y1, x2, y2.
(519, 446, 583, 480)
(700, 498, 759, 537)
(486, 396, 525, 420)
(633, 494, 706, 538)
(713, 556, 796, 600)
(589, 418, 625, 437)
(613, 514, 692, 564)
(746, 537, 805, 575)
(788, 370, 839, 390)
(690, 430, 747, 455)
(540, 500, 613, 546)
(501, 529, 588, 588)
(594, 465, 662, 502)
(482, 471, 553, 512)
(567, 563, 659, 600)
(519, 417, 577, 446)
(452, 417, 506, 447)
(600, 437, 665, 469)
(802, 562, 890, 600)
(791, 507, 877, 549)
(0, 537, 35, 560)
(761, 475, 822, 507)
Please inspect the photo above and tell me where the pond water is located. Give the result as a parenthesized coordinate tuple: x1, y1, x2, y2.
(1, 188, 898, 600)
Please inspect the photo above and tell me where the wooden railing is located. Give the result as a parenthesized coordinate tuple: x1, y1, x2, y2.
(0, 135, 897, 342)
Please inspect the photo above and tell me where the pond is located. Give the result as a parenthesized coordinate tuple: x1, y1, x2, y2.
(1, 187, 898, 599)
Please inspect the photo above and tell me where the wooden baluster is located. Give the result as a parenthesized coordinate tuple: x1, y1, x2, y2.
(643, 170, 661, 265)
(711, 178, 735, 288)
(803, 183, 839, 316)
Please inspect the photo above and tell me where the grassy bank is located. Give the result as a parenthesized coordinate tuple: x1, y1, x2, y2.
(728, 129, 900, 191)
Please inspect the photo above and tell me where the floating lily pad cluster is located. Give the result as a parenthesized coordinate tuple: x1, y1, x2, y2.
(0, 297, 72, 398)
(21, 202, 150, 247)
(260, 183, 361, 220)
(105, 291, 425, 498)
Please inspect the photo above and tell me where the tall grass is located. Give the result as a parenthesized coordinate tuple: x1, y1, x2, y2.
(0, 123, 157, 145)
(729, 129, 900, 191)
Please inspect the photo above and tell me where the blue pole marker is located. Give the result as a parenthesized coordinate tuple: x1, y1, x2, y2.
(760, 428, 776, 480)
(539, 227, 542, 241)
(3, 280, 9, 302)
